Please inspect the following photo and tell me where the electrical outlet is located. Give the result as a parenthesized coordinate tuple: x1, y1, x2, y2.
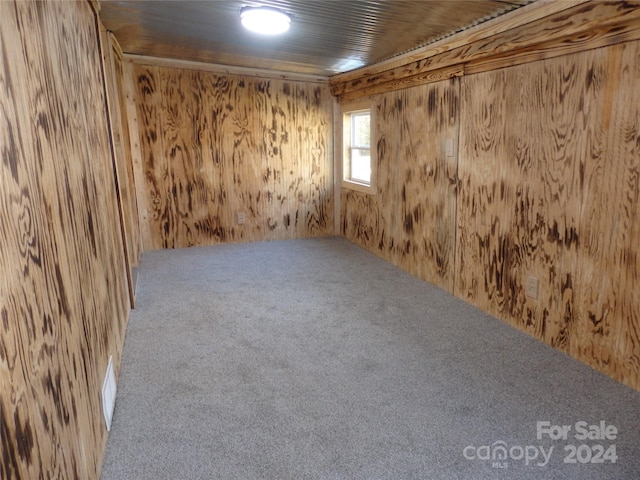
(236, 212, 246, 225)
(527, 275, 539, 300)
(446, 138, 455, 157)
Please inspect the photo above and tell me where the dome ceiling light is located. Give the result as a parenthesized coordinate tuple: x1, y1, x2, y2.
(240, 6, 291, 35)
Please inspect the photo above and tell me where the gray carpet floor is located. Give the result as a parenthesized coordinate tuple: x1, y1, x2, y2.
(101, 237, 640, 480)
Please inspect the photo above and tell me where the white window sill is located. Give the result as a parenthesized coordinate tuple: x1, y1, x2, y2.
(342, 179, 376, 195)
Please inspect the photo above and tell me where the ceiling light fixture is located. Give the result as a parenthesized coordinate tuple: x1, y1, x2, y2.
(240, 6, 291, 35)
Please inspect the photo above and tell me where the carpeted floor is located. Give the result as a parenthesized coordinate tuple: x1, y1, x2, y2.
(101, 237, 640, 480)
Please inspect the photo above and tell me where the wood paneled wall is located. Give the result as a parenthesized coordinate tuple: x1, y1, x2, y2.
(111, 44, 142, 276)
(342, 40, 640, 390)
(456, 41, 640, 390)
(99, 27, 142, 305)
(1, 1, 129, 478)
(342, 80, 459, 292)
(127, 63, 334, 250)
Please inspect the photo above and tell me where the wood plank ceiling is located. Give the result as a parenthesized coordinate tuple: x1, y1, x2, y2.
(99, 0, 534, 77)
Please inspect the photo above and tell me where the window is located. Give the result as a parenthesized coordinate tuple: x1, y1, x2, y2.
(342, 102, 375, 194)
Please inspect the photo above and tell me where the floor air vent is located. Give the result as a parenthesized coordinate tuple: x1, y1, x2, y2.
(102, 356, 117, 431)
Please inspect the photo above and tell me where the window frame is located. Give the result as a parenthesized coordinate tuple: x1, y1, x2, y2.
(341, 100, 376, 195)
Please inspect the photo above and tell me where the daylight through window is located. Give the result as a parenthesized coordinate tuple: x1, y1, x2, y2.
(349, 111, 370, 183)
(342, 103, 375, 194)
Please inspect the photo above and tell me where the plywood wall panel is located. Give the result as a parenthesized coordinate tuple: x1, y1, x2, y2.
(159, 67, 190, 247)
(99, 24, 140, 306)
(133, 65, 172, 249)
(456, 43, 640, 390)
(111, 35, 142, 269)
(573, 41, 640, 387)
(129, 65, 333, 249)
(457, 58, 585, 346)
(1, 1, 129, 478)
(342, 79, 459, 292)
(293, 83, 333, 237)
(122, 60, 149, 253)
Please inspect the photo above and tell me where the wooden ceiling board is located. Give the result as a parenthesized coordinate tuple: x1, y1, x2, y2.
(99, 0, 533, 76)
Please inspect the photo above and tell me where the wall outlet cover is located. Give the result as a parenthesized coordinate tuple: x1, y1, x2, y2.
(446, 138, 455, 157)
(527, 276, 539, 300)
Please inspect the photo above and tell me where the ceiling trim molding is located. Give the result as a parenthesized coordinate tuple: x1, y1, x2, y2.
(330, 0, 587, 86)
(338, 64, 465, 105)
(330, 0, 640, 102)
(123, 54, 330, 84)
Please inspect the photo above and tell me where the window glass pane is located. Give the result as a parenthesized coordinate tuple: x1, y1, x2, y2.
(343, 105, 374, 192)
(351, 113, 370, 147)
(350, 148, 370, 183)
